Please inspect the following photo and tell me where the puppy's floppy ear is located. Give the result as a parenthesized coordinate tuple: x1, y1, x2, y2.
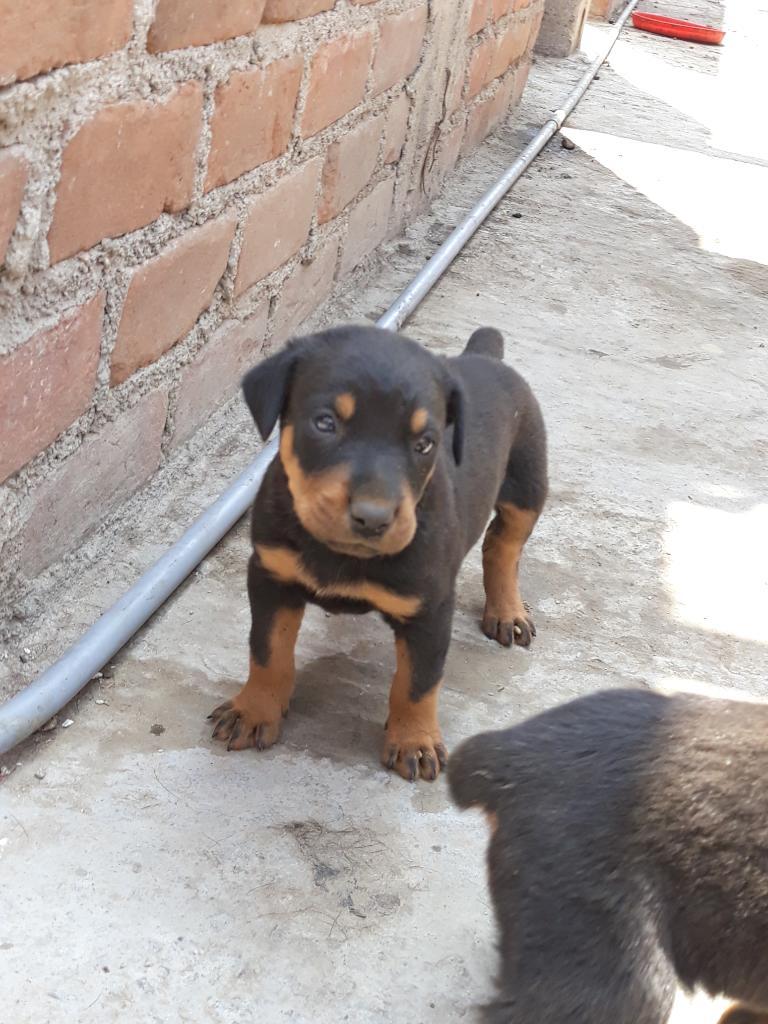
(442, 367, 465, 465)
(447, 732, 501, 813)
(241, 340, 304, 440)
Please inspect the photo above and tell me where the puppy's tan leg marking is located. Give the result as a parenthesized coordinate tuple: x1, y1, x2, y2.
(482, 502, 538, 648)
(382, 638, 446, 782)
(209, 605, 304, 751)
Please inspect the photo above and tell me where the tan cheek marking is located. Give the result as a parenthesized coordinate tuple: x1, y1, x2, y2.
(334, 392, 356, 421)
(410, 407, 428, 434)
(279, 425, 308, 507)
(255, 544, 422, 621)
(280, 424, 351, 530)
(279, 424, 418, 558)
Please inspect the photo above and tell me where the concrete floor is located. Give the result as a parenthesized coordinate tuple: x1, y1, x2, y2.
(2, 4, 767, 1021)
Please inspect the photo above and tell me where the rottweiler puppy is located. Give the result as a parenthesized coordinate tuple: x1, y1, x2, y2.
(448, 688, 768, 1022)
(208, 324, 547, 780)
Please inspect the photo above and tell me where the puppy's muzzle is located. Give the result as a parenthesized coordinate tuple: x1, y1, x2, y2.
(349, 497, 399, 538)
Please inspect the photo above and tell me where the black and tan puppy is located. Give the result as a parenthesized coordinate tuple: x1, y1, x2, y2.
(448, 688, 768, 1023)
(208, 324, 547, 780)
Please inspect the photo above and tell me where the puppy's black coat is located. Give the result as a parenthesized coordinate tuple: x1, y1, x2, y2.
(208, 324, 547, 780)
(449, 688, 768, 1023)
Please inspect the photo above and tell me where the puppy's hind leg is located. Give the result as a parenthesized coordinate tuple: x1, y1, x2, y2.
(481, 402, 547, 648)
(485, 921, 677, 1024)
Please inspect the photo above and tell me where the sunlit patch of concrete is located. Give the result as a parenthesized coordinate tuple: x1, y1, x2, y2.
(562, 128, 768, 265)
(663, 501, 768, 644)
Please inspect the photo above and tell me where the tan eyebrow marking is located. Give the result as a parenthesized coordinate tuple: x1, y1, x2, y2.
(410, 408, 428, 433)
(334, 392, 356, 421)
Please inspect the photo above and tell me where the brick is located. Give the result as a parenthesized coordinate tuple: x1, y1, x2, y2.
(492, 0, 514, 19)
(206, 57, 302, 191)
(384, 92, 410, 164)
(148, 0, 266, 52)
(372, 5, 428, 96)
(48, 85, 202, 264)
(319, 116, 383, 224)
(468, 0, 490, 34)
(0, 0, 133, 86)
(19, 390, 168, 577)
(235, 159, 322, 296)
(463, 75, 514, 154)
(272, 238, 338, 341)
(0, 294, 103, 485)
(0, 150, 27, 265)
(301, 32, 374, 138)
(512, 0, 531, 9)
(340, 176, 394, 276)
(173, 305, 269, 446)
(263, 0, 335, 21)
(489, 17, 529, 80)
(349, 0, 378, 4)
(111, 216, 236, 386)
(467, 36, 495, 98)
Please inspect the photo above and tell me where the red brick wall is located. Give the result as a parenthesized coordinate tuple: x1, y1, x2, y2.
(0, 0, 543, 595)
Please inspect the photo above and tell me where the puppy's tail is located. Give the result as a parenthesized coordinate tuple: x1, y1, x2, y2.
(464, 327, 504, 360)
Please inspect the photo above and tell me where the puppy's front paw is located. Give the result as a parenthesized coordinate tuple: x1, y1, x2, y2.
(382, 723, 448, 782)
(208, 694, 284, 751)
(481, 610, 536, 648)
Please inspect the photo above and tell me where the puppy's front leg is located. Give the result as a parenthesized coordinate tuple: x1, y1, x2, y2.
(209, 553, 305, 751)
(382, 599, 454, 782)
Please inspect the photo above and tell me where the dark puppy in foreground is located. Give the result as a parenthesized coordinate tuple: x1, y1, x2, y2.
(209, 324, 547, 780)
(448, 688, 768, 1023)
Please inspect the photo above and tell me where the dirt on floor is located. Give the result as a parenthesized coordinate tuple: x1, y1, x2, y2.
(1, 3, 767, 1021)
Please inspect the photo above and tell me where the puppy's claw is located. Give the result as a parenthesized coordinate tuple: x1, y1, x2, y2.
(382, 732, 447, 782)
(208, 697, 283, 751)
(481, 612, 537, 649)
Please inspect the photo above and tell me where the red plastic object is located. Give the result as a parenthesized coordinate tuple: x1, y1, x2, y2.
(631, 11, 725, 45)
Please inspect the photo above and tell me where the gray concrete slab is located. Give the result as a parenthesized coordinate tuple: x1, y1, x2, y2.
(2, 9, 767, 1022)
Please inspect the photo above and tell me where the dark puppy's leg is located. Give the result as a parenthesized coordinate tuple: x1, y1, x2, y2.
(209, 554, 305, 751)
(482, 402, 547, 648)
(382, 599, 454, 782)
(483, 821, 677, 1024)
(483, 946, 674, 1024)
(718, 1009, 768, 1024)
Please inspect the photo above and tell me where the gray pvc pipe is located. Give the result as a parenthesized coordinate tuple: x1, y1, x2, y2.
(0, 1, 637, 756)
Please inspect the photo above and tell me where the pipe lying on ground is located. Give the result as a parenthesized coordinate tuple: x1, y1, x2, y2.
(0, 0, 639, 756)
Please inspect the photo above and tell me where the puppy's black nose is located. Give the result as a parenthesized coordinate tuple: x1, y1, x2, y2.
(349, 499, 396, 537)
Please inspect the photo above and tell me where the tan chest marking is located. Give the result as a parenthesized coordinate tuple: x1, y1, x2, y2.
(255, 544, 422, 621)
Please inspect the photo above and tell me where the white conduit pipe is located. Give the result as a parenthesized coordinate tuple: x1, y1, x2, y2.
(0, 0, 638, 756)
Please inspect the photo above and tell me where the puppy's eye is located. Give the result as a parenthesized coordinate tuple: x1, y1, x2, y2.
(414, 435, 435, 455)
(313, 413, 337, 434)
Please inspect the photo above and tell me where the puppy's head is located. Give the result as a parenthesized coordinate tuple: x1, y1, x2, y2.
(447, 730, 506, 815)
(242, 325, 464, 558)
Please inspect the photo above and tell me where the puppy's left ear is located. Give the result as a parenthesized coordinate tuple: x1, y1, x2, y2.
(443, 368, 465, 465)
(241, 339, 305, 440)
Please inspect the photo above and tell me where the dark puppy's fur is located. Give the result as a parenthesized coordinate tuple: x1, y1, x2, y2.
(209, 324, 547, 781)
(448, 688, 768, 1024)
